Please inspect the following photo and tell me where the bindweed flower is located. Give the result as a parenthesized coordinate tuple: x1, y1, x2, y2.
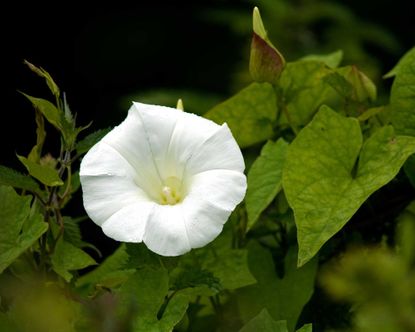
(80, 102, 247, 256)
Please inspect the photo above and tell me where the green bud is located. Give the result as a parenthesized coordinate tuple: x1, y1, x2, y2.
(345, 66, 377, 102)
(24, 60, 60, 98)
(249, 7, 285, 84)
(176, 98, 184, 111)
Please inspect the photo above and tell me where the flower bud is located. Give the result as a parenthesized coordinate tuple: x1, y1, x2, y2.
(249, 7, 285, 84)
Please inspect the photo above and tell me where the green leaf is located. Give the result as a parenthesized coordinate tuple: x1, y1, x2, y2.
(246, 139, 288, 231)
(296, 324, 312, 332)
(299, 50, 343, 69)
(158, 293, 190, 332)
(323, 71, 353, 98)
(52, 240, 96, 282)
(205, 83, 277, 148)
(203, 248, 256, 290)
(17, 155, 63, 187)
(239, 309, 288, 332)
(20, 93, 62, 130)
(0, 165, 40, 193)
(390, 47, 415, 136)
(117, 266, 188, 332)
(28, 109, 46, 162)
(76, 244, 131, 290)
(384, 46, 415, 78)
(76, 127, 111, 155)
(279, 61, 339, 129)
(283, 106, 415, 266)
(0, 185, 48, 273)
(236, 244, 317, 332)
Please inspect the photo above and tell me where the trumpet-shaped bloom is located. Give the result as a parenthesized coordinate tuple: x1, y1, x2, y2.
(80, 102, 247, 256)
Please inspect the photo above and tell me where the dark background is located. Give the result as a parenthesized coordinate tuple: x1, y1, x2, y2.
(1, 1, 414, 254)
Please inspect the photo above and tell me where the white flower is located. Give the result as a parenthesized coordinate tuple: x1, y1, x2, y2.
(79, 102, 247, 256)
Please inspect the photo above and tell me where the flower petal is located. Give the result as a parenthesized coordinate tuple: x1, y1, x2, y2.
(80, 174, 150, 226)
(181, 196, 232, 249)
(132, 102, 180, 179)
(102, 202, 156, 242)
(101, 105, 163, 196)
(143, 205, 191, 256)
(80, 142, 136, 178)
(185, 123, 245, 175)
(186, 169, 247, 211)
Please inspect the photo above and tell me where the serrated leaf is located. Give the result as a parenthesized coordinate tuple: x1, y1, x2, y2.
(389, 47, 415, 136)
(236, 244, 317, 332)
(239, 309, 288, 332)
(246, 139, 288, 231)
(0, 165, 40, 193)
(52, 240, 96, 282)
(17, 155, 63, 186)
(76, 127, 111, 155)
(299, 50, 343, 69)
(0, 185, 48, 273)
(283, 106, 415, 266)
(20, 93, 61, 129)
(204, 82, 277, 148)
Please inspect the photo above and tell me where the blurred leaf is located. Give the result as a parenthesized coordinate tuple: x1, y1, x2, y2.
(296, 324, 312, 332)
(17, 155, 63, 187)
(237, 243, 317, 332)
(390, 47, 415, 136)
(404, 154, 415, 189)
(205, 82, 277, 148)
(246, 139, 288, 231)
(0, 165, 40, 193)
(24, 60, 60, 97)
(76, 128, 111, 155)
(0, 185, 48, 273)
(384, 46, 415, 78)
(6, 281, 78, 332)
(117, 266, 189, 332)
(299, 50, 343, 69)
(52, 239, 96, 282)
(395, 201, 415, 266)
(343, 65, 377, 102)
(283, 106, 415, 266)
(239, 309, 288, 332)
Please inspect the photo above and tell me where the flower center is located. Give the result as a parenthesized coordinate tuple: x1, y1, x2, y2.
(159, 176, 183, 205)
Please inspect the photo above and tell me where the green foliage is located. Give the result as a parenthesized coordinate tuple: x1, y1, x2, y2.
(205, 82, 276, 148)
(2, 8, 415, 332)
(0, 185, 48, 273)
(239, 309, 288, 332)
(390, 47, 415, 136)
(283, 106, 415, 266)
(76, 128, 111, 155)
(236, 243, 317, 332)
(0, 165, 40, 193)
(246, 139, 288, 231)
(18, 155, 64, 186)
(51, 240, 96, 282)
